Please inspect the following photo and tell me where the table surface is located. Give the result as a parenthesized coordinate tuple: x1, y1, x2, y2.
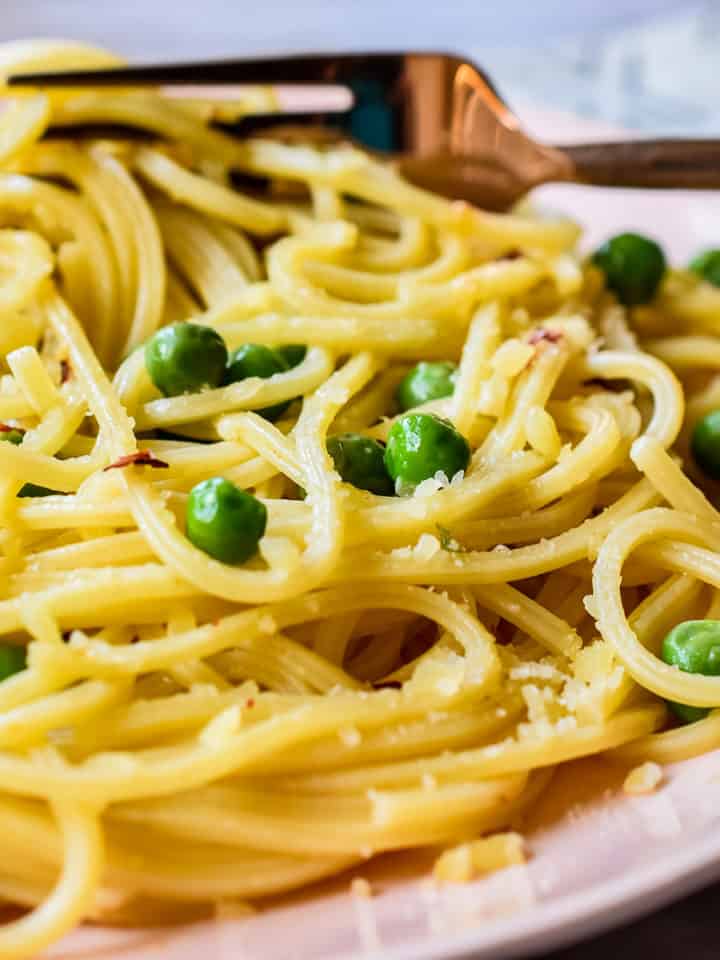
(2, 1, 720, 956)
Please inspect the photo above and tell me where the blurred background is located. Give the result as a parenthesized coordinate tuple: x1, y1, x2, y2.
(1, 0, 718, 134)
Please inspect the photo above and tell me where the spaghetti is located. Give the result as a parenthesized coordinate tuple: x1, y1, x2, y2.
(0, 37, 717, 957)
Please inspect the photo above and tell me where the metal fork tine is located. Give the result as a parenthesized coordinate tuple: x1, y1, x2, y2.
(6, 52, 417, 88)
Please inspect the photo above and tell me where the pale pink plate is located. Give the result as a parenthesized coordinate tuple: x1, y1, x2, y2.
(46, 109, 720, 960)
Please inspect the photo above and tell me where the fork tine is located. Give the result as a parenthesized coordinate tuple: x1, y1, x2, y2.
(6, 52, 427, 88)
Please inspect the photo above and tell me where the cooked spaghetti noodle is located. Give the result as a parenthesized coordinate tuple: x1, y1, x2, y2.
(0, 37, 718, 957)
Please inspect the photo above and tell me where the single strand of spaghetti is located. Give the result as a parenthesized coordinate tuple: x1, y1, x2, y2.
(0, 679, 129, 749)
(0, 38, 121, 77)
(7, 345, 60, 414)
(593, 508, 720, 706)
(609, 709, 720, 765)
(451, 302, 501, 436)
(631, 435, 720, 524)
(136, 346, 333, 429)
(580, 349, 684, 448)
(311, 184, 343, 221)
(17, 497, 138, 531)
(473, 583, 581, 657)
(134, 147, 286, 235)
(26, 531, 153, 573)
(0, 802, 102, 960)
(643, 335, 720, 371)
(216, 309, 462, 358)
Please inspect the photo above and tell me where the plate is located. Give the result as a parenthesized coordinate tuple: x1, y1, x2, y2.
(47, 108, 720, 960)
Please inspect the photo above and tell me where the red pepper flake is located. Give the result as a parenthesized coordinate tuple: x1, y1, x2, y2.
(246, 698, 255, 709)
(103, 450, 169, 471)
(0, 424, 20, 433)
(528, 328, 563, 346)
(60, 359, 72, 384)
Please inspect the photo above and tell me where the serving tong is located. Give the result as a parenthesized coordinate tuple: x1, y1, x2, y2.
(8, 51, 720, 210)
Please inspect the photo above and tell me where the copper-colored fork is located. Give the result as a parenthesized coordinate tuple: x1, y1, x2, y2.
(9, 51, 720, 210)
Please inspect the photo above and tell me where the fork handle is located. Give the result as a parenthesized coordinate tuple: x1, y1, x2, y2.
(558, 139, 720, 190)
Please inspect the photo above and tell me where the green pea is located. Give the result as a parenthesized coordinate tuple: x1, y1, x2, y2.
(18, 483, 58, 498)
(397, 362, 458, 411)
(186, 477, 267, 565)
(689, 249, 720, 288)
(276, 344, 307, 368)
(327, 433, 393, 496)
(0, 429, 24, 445)
(661, 619, 720, 723)
(592, 232, 666, 306)
(0, 644, 26, 682)
(225, 343, 290, 421)
(691, 410, 720, 480)
(145, 323, 228, 397)
(384, 412, 470, 495)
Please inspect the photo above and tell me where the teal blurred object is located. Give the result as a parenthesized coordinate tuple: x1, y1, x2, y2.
(345, 78, 395, 152)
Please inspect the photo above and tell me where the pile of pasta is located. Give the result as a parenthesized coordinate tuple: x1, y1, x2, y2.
(0, 37, 720, 959)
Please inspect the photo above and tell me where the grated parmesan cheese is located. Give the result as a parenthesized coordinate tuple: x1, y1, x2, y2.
(525, 405, 562, 460)
(433, 832, 526, 884)
(624, 762, 663, 795)
(350, 877, 373, 898)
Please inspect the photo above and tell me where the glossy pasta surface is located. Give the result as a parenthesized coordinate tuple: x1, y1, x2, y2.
(0, 38, 719, 957)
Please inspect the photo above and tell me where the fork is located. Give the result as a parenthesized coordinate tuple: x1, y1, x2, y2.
(9, 51, 720, 210)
